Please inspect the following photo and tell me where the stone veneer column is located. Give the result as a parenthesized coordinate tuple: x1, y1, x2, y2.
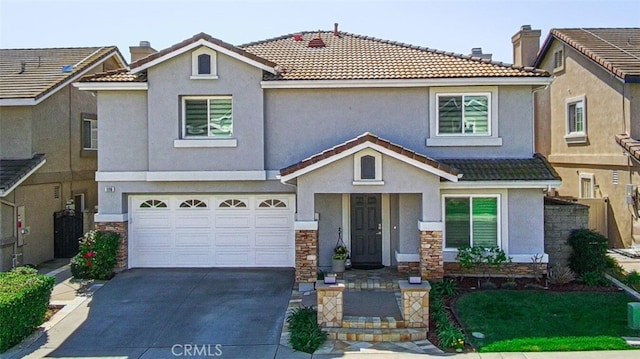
(420, 230, 444, 280)
(295, 230, 317, 284)
(316, 280, 345, 328)
(94, 221, 128, 272)
(399, 280, 431, 328)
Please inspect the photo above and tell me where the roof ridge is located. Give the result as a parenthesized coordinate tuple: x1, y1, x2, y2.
(0, 46, 117, 51)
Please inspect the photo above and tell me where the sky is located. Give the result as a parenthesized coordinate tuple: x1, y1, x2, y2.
(0, 0, 638, 64)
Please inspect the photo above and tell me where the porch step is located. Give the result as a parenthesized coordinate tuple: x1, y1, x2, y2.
(325, 327, 427, 342)
(342, 315, 405, 329)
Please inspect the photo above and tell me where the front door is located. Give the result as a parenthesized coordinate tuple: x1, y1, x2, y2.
(350, 194, 382, 267)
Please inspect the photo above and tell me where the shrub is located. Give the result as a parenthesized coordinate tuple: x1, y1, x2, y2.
(567, 229, 608, 276)
(70, 230, 120, 280)
(0, 269, 55, 353)
(624, 271, 640, 287)
(429, 284, 466, 351)
(548, 266, 576, 285)
(287, 306, 326, 353)
(432, 279, 460, 298)
(580, 271, 610, 287)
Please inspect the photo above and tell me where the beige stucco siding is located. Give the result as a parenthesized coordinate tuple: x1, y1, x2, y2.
(0, 106, 33, 158)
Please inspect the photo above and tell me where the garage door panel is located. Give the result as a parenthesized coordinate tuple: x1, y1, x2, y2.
(255, 215, 290, 228)
(255, 250, 290, 266)
(135, 214, 172, 229)
(135, 232, 172, 248)
(133, 250, 173, 267)
(175, 233, 211, 247)
(216, 233, 251, 246)
(175, 214, 210, 228)
(255, 232, 290, 246)
(175, 251, 213, 266)
(216, 251, 251, 266)
(215, 215, 251, 228)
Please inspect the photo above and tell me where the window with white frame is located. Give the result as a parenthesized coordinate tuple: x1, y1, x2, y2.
(427, 87, 501, 147)
(553, 48, 564, 71)
(565, 96, 587, 143)
(579, 173, 594, 199)
(191, 47, 217, 79)
(82, 113, 98, 151)
(443, 195, 499, 249)
(182, 96, 233, 138)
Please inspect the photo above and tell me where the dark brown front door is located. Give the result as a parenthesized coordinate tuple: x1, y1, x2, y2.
(350, 194, 382, 266)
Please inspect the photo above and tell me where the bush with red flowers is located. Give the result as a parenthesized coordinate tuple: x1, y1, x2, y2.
(70, 230, 120, 280)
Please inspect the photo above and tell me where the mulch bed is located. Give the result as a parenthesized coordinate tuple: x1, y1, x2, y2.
(427, 276, 622, 353)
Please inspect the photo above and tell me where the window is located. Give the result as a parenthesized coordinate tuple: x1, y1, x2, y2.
(437, 94, 489, 135)
(259, 199, 287, 208)
(579, 173, 594, 199)
(191, 47, 217, 79)
(427, 87, 501, 147)
(565, 96, 587, 143)
(140, 200, 168, 208)
(74, 193, 85, 212)
(81, 113, 97, 154)
(219, 199, 247, 208)
(183, 96, 233, 138)
(353, 149, 383, 184)
(444, 196, 499, 249)
(179, 199, 207, 208)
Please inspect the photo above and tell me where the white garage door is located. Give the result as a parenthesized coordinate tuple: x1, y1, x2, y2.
(129, 195, 295, 267)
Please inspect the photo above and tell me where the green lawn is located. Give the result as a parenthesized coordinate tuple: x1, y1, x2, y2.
(455, 290, 640, 352)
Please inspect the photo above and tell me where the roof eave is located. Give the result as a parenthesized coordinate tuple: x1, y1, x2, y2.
(261, 77, 551, 89)
(441, 180, 562, 189)
(0, 157, 46, 197)
(73, 82, 148, 91)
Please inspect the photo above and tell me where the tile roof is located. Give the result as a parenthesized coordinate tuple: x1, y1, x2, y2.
(616, 133, 640, 162)
(0, 47, 122, 99)
(536, 28, 640, 82)
(279, 132, 459, 177)
(81, 68, 147, 82)
(439, 154, 561, 181)
(241, 31, 549, 81)
(0, 154, 46, 195)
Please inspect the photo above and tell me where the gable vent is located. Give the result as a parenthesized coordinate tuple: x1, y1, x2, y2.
(54, 186, 61, 199)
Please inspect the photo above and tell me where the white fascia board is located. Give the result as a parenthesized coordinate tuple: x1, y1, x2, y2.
(73, 82, 148, 91)
(1, 53, 124, 106)
(280, 142, 458, 183)
(261, 77, 552, 89)
(0, 159, 46, 197)
(131, 39, 276, 74)
(94, 213, 128, 222)
(96, 171, 266, 181)
(440, 180, 562, 189)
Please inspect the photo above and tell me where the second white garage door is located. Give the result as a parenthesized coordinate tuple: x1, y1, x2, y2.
(129, 194, 295, 268)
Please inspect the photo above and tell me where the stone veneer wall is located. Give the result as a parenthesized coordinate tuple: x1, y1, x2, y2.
(544, 200, 588, 268)
(420, 230, 444, 280)
(444, 262, 548, 277)
(397, 261, 420, 274)
(295, 230, 318, 283)
(94, 221, 128, 272)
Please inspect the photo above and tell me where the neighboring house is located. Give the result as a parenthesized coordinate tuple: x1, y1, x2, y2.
(533, 28, 640, 248)
(76, 27, 559, 288)
(0, 47, 126, 270)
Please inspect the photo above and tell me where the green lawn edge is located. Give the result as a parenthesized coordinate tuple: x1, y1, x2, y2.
(479, 336, 636, 352)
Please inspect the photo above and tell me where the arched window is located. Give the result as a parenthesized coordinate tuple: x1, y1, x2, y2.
(360, 155, 376, 180)
(258, 199, 287, 208)
(191, 47, 217, 79)
(139, 199, 168, 208)
(179, 199, 207, 208)
(219, 199, 247, 208)
(197, 54, 211, 75)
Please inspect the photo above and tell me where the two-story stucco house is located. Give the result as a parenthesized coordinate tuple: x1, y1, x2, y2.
(0, 47, 126, 270)
(533, 28, 640, 249)
(76, 26, 560, 288)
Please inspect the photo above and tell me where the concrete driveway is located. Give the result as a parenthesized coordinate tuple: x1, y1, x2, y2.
(14, 268, 296, 359)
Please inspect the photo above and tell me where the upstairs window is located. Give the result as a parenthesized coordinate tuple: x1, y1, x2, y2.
(183, 96, 233, 138)
(82, 113, 98, 150)
(553, 48, 564, 72)
(565, 96, 587, 143)
(437, 94, 490, 135)
(191, 47, 217, 79)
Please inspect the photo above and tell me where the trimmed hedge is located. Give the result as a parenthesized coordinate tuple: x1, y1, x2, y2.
(0, 267, 55, 353)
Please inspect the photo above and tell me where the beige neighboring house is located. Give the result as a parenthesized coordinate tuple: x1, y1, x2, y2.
(531, 27, 640, 248)
(0, 47, 126, 270)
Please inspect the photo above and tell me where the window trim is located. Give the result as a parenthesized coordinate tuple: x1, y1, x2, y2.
(81, 112, 97, 157)
(181, 95, 233, 140)
(353, 149, 384, 185)
(564, 95, 587, 144)
(442, 194, 501, 250)
(191, 47, 218, 79)
(553, 47, 565, 73)
(427, 86, 501, 147)
(579, 173, 595, 199)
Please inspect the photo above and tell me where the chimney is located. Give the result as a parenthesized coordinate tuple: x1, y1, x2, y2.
(130, 41, 156, 63)
(334, 23, 339, 36)
(469, 47, 492, 61)
(511, 25, 541, 67)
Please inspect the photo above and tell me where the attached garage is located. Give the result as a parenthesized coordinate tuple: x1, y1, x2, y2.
(129, 194, 295, 268)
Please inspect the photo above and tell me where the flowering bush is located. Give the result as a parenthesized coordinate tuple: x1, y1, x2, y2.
(70, 230, 120, 280)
